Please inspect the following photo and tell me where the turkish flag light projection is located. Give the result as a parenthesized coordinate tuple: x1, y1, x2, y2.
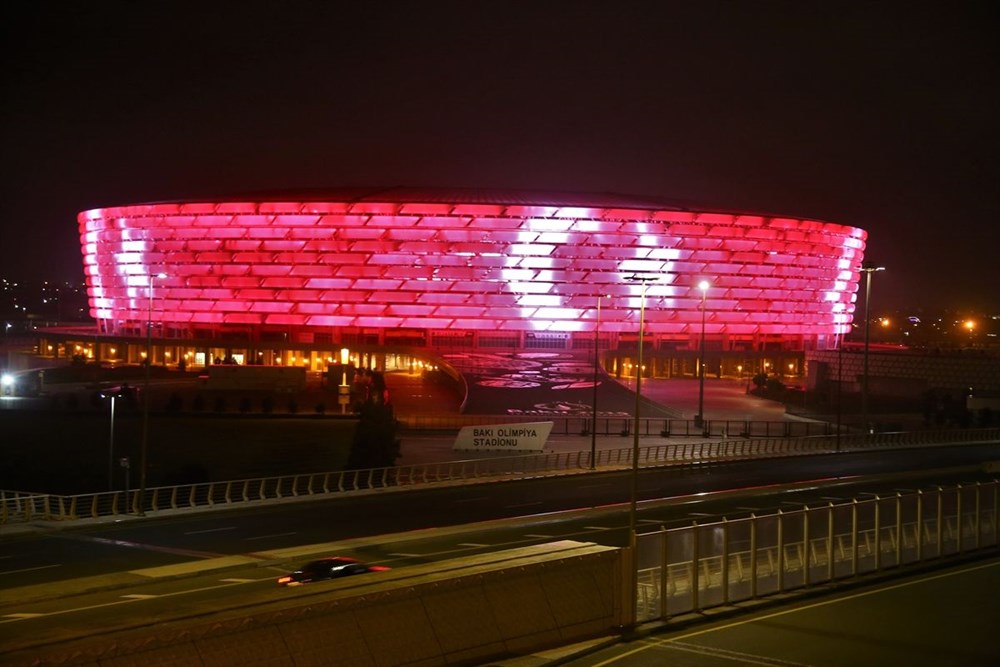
(78, 196, 866, 345)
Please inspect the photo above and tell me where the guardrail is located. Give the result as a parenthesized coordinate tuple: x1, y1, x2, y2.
(632, 479, 1000, 624)
(2, 428, 998, 524)
(398, 414, 839, 439)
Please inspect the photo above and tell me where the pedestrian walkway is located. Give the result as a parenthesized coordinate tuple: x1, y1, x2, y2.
(388, 372, 824, 467)
(387, 367, 800, 423)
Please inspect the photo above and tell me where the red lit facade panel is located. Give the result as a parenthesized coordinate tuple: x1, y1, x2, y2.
(78, 193, 866, 349)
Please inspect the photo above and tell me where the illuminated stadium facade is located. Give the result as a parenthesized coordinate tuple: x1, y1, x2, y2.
(60, 188, 866, 377)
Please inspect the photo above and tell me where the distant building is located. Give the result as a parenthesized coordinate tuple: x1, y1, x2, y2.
(41, 188, 868, 378)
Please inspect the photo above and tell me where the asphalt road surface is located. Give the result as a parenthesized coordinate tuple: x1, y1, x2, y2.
(1, 443, 998, 658)
(561, 557, 1000, 667)
(3, 443, 998, 587)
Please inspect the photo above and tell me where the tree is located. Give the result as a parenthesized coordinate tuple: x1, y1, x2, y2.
(345, 401, 401, 471)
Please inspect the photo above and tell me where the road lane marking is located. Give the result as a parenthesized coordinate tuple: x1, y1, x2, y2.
(220, 578, 256, 583)
(184, 526, 236, 535)
(457, 542, 490, 547)
(243, 532, 297, 541)
(120, 594, 157, 599)
(0, 564, 61, 576)
(53, 534, 222, 559)
(655, 640, 809, 666)
(588, 559, 1000, 666)
(523, 534, 553, 538)
(0, 578, 267, 624)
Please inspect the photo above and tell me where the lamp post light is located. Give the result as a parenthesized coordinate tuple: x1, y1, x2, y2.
(859, 265, 885, 437)
(138, 272, 166, 516)
(836, 330, 844, 452)
(695, 279, 710, 428)
(102, 389, 119, 491)
(338, 347, 352, 414)
(590, 294, 608, 470)
(626, 274, 658, 627)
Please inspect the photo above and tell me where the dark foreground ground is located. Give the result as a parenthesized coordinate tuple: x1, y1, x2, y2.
(2, 361, 955, 496)
(0, 410, 357, 495)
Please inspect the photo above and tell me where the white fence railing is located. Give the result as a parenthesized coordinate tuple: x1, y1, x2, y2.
(2, 428, 998, 524)
(633, 480, 1000, 623)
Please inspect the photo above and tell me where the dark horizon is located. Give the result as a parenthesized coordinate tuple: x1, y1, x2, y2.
(2, 2, 997, 311)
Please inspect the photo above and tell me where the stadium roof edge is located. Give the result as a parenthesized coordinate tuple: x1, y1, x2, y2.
(96, 186, 823, 221)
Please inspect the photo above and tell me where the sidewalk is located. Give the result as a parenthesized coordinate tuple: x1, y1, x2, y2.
(388, 373, 818, 467)
(389, 372, 803, 423)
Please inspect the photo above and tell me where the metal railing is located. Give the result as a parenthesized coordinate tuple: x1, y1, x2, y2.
(398, 414, 839, 438)
(2, 428, 998, 524)
(633, 480, 1000, 623)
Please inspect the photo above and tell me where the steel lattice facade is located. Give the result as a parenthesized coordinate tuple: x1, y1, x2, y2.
(78, 190, 867, 350)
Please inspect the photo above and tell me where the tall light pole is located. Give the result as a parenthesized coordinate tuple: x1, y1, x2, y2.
(101, 390, 119, 491)
(859, 265, 884, 437)
(590, 294, 607, 470)
(695, 279, 710, 427)
(138, 272, 166, 516)
(836, 330, 843, 452)
(627, 274, 657, 626)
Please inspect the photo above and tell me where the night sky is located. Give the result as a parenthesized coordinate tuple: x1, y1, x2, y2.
(2, 2, 997, 311)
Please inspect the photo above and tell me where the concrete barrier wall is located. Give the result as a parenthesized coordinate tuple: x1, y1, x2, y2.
(8, 541, 623, 667)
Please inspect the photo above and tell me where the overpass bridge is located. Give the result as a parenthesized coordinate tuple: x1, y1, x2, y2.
(1, 462, 998, 666)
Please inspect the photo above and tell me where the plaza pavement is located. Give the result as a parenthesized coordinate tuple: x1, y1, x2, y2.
(386, 372, 818, 466)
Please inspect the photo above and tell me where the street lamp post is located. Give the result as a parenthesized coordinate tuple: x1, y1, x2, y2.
(138, 272, 166, 516)
(695, 280, 710, 428)
(107, 393, 117, 491)
(859, 265, 885, 437)
(590, 295, 607, 470)
(627, 274, 657, 627)
(836, 331, 843, 452)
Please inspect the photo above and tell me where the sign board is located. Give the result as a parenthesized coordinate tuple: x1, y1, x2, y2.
(453, 422, 554, 452)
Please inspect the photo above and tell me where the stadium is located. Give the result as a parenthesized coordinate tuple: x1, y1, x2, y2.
(41, 188, 867, 387)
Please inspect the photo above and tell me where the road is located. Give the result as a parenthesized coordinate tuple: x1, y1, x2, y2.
(1, 443, 997, 657)
(3, 444, 997, 587)
(559, 557, 1000, 666)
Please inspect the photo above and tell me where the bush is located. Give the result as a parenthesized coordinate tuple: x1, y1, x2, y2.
(261, 395, 274, 414)
(346, 402, 401, 471)
(213, 396, 227, 413)
(192, 394, 205, 412)
(239, 397, 252, 414)
(287, 399, 298, 414)
(314, 402, 326, 414)
(765, 378, 786, 393)
(166, 392, 183, 413)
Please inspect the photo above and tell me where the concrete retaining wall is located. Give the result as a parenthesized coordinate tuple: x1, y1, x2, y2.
(7, 541, 623, 667)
